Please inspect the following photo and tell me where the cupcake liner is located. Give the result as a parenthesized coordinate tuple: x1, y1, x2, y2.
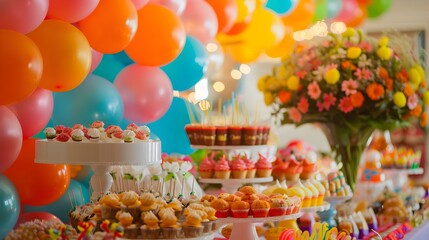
(231, 170, 247, 179)
(285, 173, 300, 182)
(183, 226, 204, 238)
(199, 171, 214, 179)
(162, 227, 181, 239)
(215, 209, 229, 218)
(252, 209, 269, 218)
(122, 206, 141, 220)
(268, 207, 286, 216)
(211, 219, 220, 231)
(256, 169, 272, 178)
(246, 169, 256, 178)
(140, 227, 160, 239)
(215, 171, 231, 179)
(231, 209, 249, 218)
(202, 221, 213, 233)
(101, 206, 120, 220)
(124, 226, 138, 239)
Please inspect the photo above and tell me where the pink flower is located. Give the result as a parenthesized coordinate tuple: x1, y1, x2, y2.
(343, 42, 355, 48)
(288, 107, 302, 123)
(341, 79, 359, 95)
(354, 68, 373, 80)
(339, 97, 354, 113)
(298, 97, 309, 113)
(359, 41, 373, 52)
(322, 40, 330, 47)
(407, 93, 418, 110)
(307, 81, 321, 99)
(325, 63, 338, 71)
(317, 93, 337, 112)
(296, 70, 308, 79)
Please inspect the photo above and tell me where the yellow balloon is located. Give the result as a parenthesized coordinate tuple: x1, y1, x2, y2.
(229, 43, 261, 63)
(266, 26, 294, 58)
(236, 0, 256, 23)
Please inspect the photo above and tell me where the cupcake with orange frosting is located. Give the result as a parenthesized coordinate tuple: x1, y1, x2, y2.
(285, 157, 303, 182)
(119, 191, 141, 219)
(242, 155, 256, 178)
(160, 212, 181, 238)
(199, 156, 215, 179)
(300, 152, 318, 180)
(139, 193, 157, 213)
(116, 211, 138, 239)
(214, 156, 231, 179)
(141, 211, 160, 239)
(251, 200, 270, 217)
(182, 212, 204, 237)
(230, 200, 250, 218)
(99, 193, 121, 219)
(269, 198, 287, 216)
(200, 194, 216, 206)
(255, 154, 273, 177)
(230, 157, 247, 179)
(210, 199, 229, 218)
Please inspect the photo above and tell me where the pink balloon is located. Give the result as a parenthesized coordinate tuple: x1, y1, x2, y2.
(16, 212, 62, 226)
(150, 0, 187, 15)
(181, 0, 218, 44)
(47, 0, 100, 23)
(89, 49, 103, 73)
(114, 64, 173, 123)
(131, 0, 150, 9)
(0, 0, 48, 34)
(0, 107, 23, 172)
(335, 0, 358, 23)
(8, 88, 53, 139)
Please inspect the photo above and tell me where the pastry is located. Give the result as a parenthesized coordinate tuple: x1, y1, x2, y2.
(230, 157, 248, 179)
(255, 154, 273, 177)
(214, 156, 231, 179)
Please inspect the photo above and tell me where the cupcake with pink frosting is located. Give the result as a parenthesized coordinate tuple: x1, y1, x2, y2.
(255, 154, 273, 177)
(230, 158, 247, 179)
(105, 125, 122, 138)
(112, 131, 124, 143)
(91, 121, 105, 131)
(242, 155, 256, 178)
(199, 156, 215, 179)
(214, 156, 231, 179)
(126, 123, 139, 132)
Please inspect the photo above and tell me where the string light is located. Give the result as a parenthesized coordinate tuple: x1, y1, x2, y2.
(230, 69, 242, 80)
(293, 21, 346, 42)
(206, 43, 218, 53)
(213, 81, 225, 92)
(330, 22, 347, 34)
(239, 64, 251, 74)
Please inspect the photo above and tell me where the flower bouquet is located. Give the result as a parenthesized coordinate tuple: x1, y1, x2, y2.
(258, 28, 428, 189)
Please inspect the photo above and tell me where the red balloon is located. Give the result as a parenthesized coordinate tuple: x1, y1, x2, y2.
(114, 64, 173, 123)
(16, 212, 62, 226)
(4, 139, 70, 206)
(8, 88, 53, 139)
(335, 0, 359, 23)
(47, 0, 100, 23)
(0, 107, 23, 172)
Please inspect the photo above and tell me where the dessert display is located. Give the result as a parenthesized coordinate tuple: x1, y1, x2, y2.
(323, 170, 353, 198)
(380, 147, 422, 170)
(5, 219, 77, 240)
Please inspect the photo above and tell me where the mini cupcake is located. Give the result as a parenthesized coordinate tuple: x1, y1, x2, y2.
(205, 207, 219, 231)
(141, 211, 160, 239)
(304, 181, 319, 207)
(71, 129, 84, 142)
(139, 193, 157, 212)
(73, 124, 84, 130)
(87, 128, 100, 142)
(55, 125, 66, 134)
(300, 153, 318, 180)
(269, 198, 287, 216)
(160, 212, 181, 239)
(310, 179, 325, 205)
(56, 133, 70, 142)
(239, 186, 258, 195)
(210, 199, 229, 218)
(255, 154, 273, 177)
(230, 158, 247, 179)
(285, 157, 303, 182)
(200, 194, 217, 206)
(138, 125, 151, 138)
(123, 130, 136, 143)
(44, 127, 56, 140)
(91, 121, 105, 131)
(294, 180, 312, 207)
(231, 200, 250, 218)
(99, 193, 121, 220)
(199, 156, 215, 179)
(167, 198, 183, 218)
(242, 155, 256, 178)
(214, 156, 231, 179)
(111, 130, 124, 143)
(182, 212, 204, 237)
(116, 211, 133, 227)
(126, 123, 139, 132)
(105, 125, 121, 138)
(251, 200, 270, 217)
(119, 191, 141, 219)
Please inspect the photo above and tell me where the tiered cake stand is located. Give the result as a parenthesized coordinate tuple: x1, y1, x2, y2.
(318, 195, 353, 227)
(35, 139, 162, 201)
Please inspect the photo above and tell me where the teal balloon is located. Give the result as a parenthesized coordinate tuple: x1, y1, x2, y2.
(74, 165, 93, 187)
(148, 97, 199, 154)
(52, 75, 124, 127)
(265, 0, 298, 15)
(113, 51, 134, 66)
(93, 54, 126, 82)
(23, 180, 89, 223)
(327, 0, 342, 18)
(162, 36, 208, 91)
(367, 0, 392, 18)
(313, 0, 328, 21)
(0, 174, 20, 239)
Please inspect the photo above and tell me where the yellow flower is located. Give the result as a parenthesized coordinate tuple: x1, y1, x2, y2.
(378, 36, 389, 46)
(264, 92, 274, 105)
(342, 28, 356, 38)
(377, 46, 392, 60)
(286, 75, 300, 91)
(393, 92, 406, 108)
(415, 64, 425, 79)
(347, 47, 362, 59)
(266, 77, 281, 91)
(409, 68, 422, 85)
(324, 69, 340, 84)
(257, 77, 267, 91)
(423, 91, 429, 105)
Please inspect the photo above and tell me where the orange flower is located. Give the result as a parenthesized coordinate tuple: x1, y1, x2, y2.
(366, 83, 385, 100)
(342, 61, 356, 70)
(396, 68, 409, 83)
(420, 112, 428, 127)
(421, 80, 426, 88)
(379, 67, 389, 79)
(410, 104, 422, 117)
(385, 78, 393, 90)
(278, 90, 292, 104)
(403, 84, 414, 97)
(350, 92, 364, 107)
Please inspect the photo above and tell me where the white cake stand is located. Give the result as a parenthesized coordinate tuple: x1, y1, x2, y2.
(199, 177, 273, 193)
(299, 202, 331, 213)
(219, 213, 302, 240)
(35, 139, 162, 201)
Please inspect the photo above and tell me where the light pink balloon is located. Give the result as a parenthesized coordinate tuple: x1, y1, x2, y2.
(0, 107, 23, 172)
(8, 88, 53, 139)
(47, 0, 99, 23)
(114, 64, 173, 123)
(131, 0, 150, 9)
(89, 49, 103, 73)
(150, 0, 187, 15)
(0, 0, 48, 34)
(335, 0, 358, 23)
(181, 0, 218, 44)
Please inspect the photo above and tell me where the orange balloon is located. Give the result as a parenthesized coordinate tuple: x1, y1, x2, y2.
(206, 0, 238, 33)
(266, 26, 294, 58)
(4, 139, 70, 206)
(125, 4, 186, 66)
(27, 20, 91, 92)
(229, 43, 261, 63)
(69, 165, 83, 178)
(78, 0, 137, 54)
(225, 0, 256, 35)
(345, 3, 367, 27)
(0, 29, 42, 105)
(282, 0, 315, 30)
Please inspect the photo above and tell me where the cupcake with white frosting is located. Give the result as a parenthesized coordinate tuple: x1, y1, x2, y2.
(87, 128, 100, 142)
(71, 129, 84, 142)
(123, 130, 136, 143)
(44, 127, 56, 140)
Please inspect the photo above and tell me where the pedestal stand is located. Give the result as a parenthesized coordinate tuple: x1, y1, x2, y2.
(199, 177, 273, 193)
(318, 196, 352, 228)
